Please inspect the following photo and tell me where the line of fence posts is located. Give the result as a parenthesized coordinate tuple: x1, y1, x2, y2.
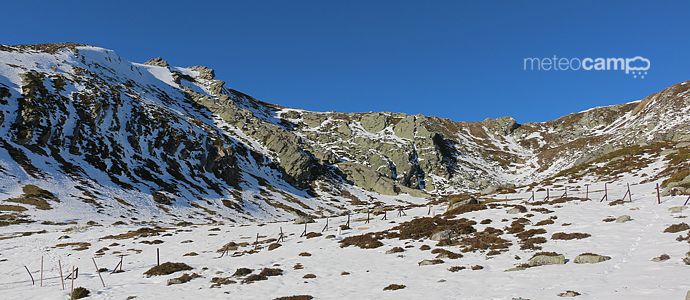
(20, 181, 683, 296)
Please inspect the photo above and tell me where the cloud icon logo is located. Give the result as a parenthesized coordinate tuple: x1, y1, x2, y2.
(625, 56, 651, 78)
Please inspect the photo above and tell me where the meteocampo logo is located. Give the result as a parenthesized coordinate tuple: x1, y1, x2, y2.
(523, 56, 651, 79)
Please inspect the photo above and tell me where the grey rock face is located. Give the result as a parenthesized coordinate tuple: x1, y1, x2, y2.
(294, 215, 315, 224)
(528, 254, 566, 266)
(651, 254, 670, 262)
(144, 57, 169, 67)
(615, 215, 632, 223)
(429, 230, 452, 241)
(418, 259, 444, 266)
(573, 254, 611, 264)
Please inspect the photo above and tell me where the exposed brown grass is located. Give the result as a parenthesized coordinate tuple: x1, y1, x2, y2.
(101, 227, 166, 240)
(0, 205, 27, 212)
(71, 287, 90, 299)
(54, 242, 90, 251)
(551, 232, 591, 240)
(664, 223, 690, 233)
(259, 267, 283, 277)
(232, 268, 253, 277)
(304, 232, 322, 239)
(534, 219, 555, 226)
(390, 216, 476, 240)
(144, 262, 192, 277)
(339, 233, 384, 249)
(273, 296, 313, 300)
(431, 248, 463, 259)
(383, 284, 406, 291)
(448, 266, 466, 272)
(459, 227, 511, 253)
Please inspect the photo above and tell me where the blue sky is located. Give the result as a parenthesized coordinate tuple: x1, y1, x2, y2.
(3, 1, 689, 122)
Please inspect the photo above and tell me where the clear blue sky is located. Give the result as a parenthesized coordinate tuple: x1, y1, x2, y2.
(3, 1, 689, 122)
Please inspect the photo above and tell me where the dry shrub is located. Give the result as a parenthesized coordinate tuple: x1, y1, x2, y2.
(448, 266, 466, 272)
(339, 233, 384, 249)
(232, 268, 253, 277)
(480, 219, 492, 224)
(383, 284, 406, 291)
(531, 207, 554, 214)
(273, 296, 313, 300)
(608, 199, 626, 206)
(211, 276, 236, 287)
(602, 217, 616, 222)
(302, 273, 316, 279)
(298, 252, 312, 257)
(268, 243, 282, 251)
(664, 223, 690, 233)
(531, 197, 583, 206)
(71, 287, 89, 299)
(390, 217, 476, 240)
(54, 242, 90, 251)
(167, 273, 200, 285)
(304, 232, 322, 239)
(387, 247, 404, 254)
(144, 262, 192, 277)
(459, 228, 511, 253)
(505, 218, 530, 234)
(551, 232, 591, 240)
(431, 248, 463, 259)
(420, 244, 431, 250)
(102, 227, 165, 240)
(259, 268, 283, 277)
(520, 237, 547, 250)
(471, 265, 484, 270)
(534, 219, 555, 226)
(516, 229, 546, 240)
(242, 274, 267, 283)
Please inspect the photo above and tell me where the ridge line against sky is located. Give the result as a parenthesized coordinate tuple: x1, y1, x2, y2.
(2, 0, 689, 122)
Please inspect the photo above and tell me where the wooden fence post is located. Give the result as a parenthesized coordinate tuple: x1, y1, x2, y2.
(656, 183, 661, 204)
(684, 195, 689, 206)
(544, 188, 550, 201)
(92, 258, 105, 287)
(585, 184, 590, 200)
(156, 248, 160, 266)
(111, 256, 124, 273)
(346, 214, 350, 228)
(24, 265, 34, 286)
(58, 260, 65, 290)
(600, 183, 608, 202)
(321, 218, 329, 232)
(528, 190, 535, 202)
(40, 256, 43, 287)
(70, 266, 75, 300)
(300, 223, 307, 237)
(627, 183, 632, 202)
(366, 209, 371, 223)
(381, 210, 387, 220)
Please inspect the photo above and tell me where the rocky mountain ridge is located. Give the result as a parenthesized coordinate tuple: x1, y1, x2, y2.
(1, 43, 688, 223)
